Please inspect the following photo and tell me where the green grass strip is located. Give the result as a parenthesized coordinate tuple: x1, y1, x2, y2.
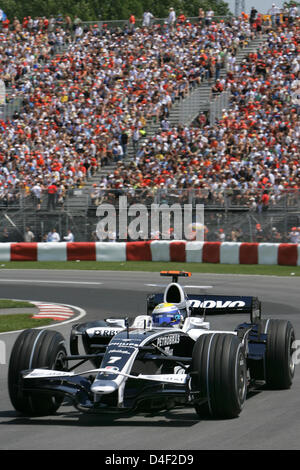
(0, 261, 299, 276)
(0, 314, 54, 332)
(0, 299, 35, 309)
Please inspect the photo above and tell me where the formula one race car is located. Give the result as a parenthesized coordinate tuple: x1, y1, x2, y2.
(8, 271, 296, 419)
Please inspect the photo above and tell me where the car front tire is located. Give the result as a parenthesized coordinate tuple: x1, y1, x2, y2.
(192, 333, 247, 419)
(8, 328, 67, 416)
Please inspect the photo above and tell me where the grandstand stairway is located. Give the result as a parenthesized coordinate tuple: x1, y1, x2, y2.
(145, 34, 268, 131)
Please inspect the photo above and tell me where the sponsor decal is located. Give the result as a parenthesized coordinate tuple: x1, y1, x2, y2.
(109, 340, 140, 349)
(24, 369, 72, 378)
(93, 329, 121, 337)
(157, 334, 180, 347)
(109, 349, 131, 355)
(190, 300, 246, 309)
(138, 373, 187, 384)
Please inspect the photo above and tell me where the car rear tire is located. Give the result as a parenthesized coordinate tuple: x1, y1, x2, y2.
(260, 319, 295, 389)
(192, 333, 247, 419)
(8, 328, 67, 416)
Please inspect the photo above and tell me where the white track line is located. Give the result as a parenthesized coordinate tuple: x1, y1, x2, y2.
(0, 279, 102, 285)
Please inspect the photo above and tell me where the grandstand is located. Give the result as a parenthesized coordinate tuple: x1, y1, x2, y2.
(0, 10, 299, 244)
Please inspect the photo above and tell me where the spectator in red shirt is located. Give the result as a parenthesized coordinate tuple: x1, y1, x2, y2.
(129, 14, 135, 32)
(47, 182, 58, 211)
(261, 190, 270, 211)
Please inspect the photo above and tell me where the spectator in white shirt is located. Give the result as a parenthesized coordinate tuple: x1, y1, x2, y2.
(268, 4, 280, 27)
(167, 8, 176, 29)
(47, 228, 60, 242)
(289, 5, 299, 24)
(63, 229, 74, 242)
(289, 227, 300, 244)
(24, 226, 35, 243)
(31, 182, 42, 211)
(142, 11, 154, 28)
(206, 9, 214, 26)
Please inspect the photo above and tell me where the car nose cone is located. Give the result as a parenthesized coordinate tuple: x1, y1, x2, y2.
(91, 379, 118, 394)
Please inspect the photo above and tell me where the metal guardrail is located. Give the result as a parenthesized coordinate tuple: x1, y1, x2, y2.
(1, 188, 299, 213)
(0, 15, 234, 36)
(73, 16, 233, 30)
(86, 188, 300, 211)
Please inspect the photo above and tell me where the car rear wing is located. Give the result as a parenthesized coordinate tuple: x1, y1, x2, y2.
(188, 294, 261, 321)
(147, 293, 261, 323)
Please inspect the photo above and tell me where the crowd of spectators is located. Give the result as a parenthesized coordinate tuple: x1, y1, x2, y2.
(0, 7, 298, 243)
(0, 9, 267, 211)
(92, 8, 300, 221)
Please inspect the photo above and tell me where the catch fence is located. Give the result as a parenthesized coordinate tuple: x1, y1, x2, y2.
(0, 189, 299, 244)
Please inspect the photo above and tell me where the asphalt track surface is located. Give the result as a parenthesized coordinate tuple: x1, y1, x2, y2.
(0, 269, 299, 450)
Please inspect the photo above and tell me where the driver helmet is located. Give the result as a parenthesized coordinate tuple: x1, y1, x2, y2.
(152, 303, 183, 327)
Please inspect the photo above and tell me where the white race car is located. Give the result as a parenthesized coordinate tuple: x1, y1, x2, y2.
(8, 271, 296, 419)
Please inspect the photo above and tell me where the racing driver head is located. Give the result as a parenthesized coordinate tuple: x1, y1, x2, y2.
(152, 303, 183, 327)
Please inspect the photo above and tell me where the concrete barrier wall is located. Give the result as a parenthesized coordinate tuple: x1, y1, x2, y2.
(1, 241, 300, 266)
